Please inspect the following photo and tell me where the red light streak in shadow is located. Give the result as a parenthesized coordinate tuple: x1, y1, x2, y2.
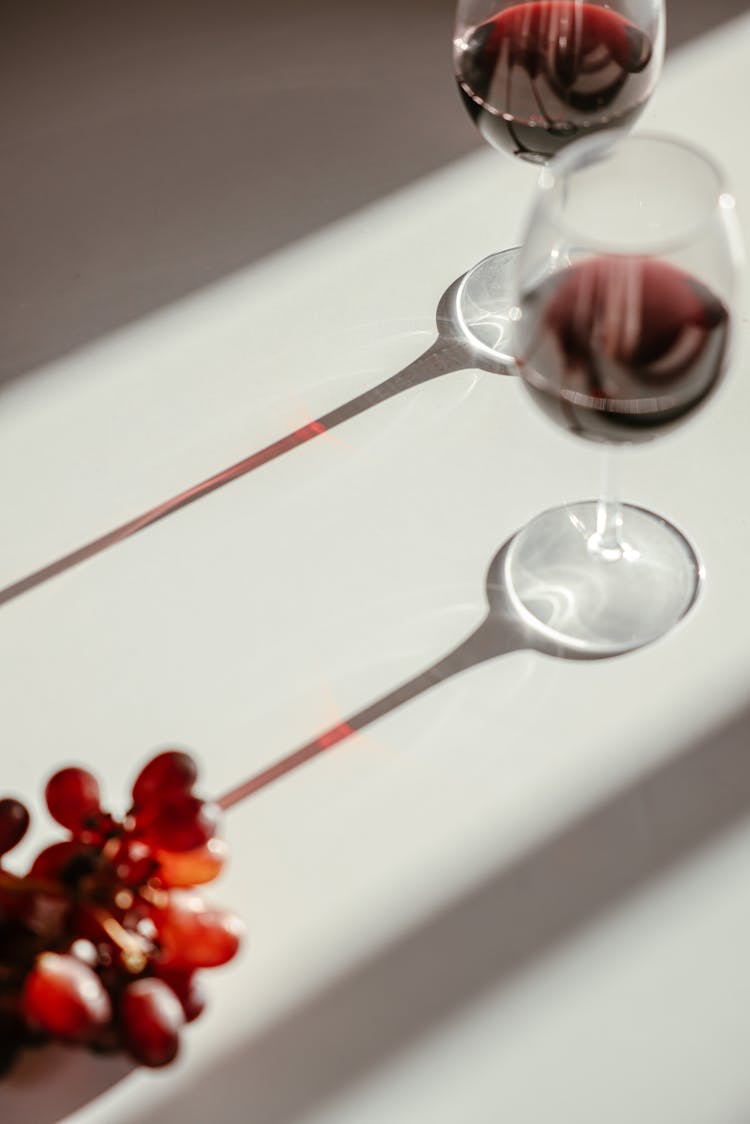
(0, 332, 462, 609)
(0, 417, 332, 608)
(217, 720, 357, 810)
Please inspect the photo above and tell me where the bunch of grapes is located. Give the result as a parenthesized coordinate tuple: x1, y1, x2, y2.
(0, 751, 243, 1075)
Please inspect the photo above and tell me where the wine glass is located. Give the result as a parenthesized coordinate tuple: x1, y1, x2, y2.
(505, 132, 740, 654)
(453, 0, 665, 361)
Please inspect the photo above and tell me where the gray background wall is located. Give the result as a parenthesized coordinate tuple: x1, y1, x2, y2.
(1, 0, 747, 385)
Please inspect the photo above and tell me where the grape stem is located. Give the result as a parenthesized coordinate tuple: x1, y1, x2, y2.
(0, 871, 148, 974)
(88, 906, 149, 974)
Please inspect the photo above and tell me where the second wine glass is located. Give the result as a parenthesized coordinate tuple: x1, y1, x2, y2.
(507, 132, 740, 654)
(453, 0, 665, 359)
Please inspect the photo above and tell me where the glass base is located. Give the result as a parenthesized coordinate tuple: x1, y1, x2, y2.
(504, 502, 702, 656)
(455, 248, 520, 364)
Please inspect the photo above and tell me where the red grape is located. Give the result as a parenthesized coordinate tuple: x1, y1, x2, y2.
(154, 838, 228, 887)
(131, 751, 198, 808)
(155, 968, 206, 1022)
(0, 884, 24, 926)
(45, 768, 102, 835)
(109, 837, 159, 887)
(0, 1009, 27, 1076)
(0, 910, 35, 963)
(151, 890, 244, 971)
(0, 798, 30, 856)
(22, 952, 111, 1040)
(1, 748, 243, 1077)
(137, 796, 220, 853)
(23, 890, 71, 945)
(119, 978, 184, 1066)
(29, 840, 96, 884)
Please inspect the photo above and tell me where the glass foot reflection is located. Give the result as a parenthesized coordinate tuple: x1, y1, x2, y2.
(504, 502, 702, 655)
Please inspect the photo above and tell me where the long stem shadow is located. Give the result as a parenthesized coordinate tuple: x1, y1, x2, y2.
(218, 529, 628, 810)
(0, 275, 509, 611)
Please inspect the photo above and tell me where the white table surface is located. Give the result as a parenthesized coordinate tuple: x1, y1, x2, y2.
(2, 14, 750, 1123)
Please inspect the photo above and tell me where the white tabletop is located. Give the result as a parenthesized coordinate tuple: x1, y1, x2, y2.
(2, 14, 750, 1123)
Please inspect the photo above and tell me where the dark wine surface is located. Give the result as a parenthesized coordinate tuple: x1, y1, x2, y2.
(456, 1, 655, 161)
(516, 257, 729, 444)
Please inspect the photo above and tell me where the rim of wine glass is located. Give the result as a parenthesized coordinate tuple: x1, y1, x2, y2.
(530, 130, 735, 259)
(452, 0, 667, 37)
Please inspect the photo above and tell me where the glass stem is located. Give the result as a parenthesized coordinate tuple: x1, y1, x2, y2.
(592, 452, 624, 559)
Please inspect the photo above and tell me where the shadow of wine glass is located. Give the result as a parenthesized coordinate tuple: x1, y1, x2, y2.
(0, 273, 511, 610)
(0, 531, 699, 1108)
(220, 510, 693, 809)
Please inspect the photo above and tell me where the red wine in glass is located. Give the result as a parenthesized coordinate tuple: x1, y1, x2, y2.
(456, 1, 657, 162)
(451, 0, 664, 361)
(516, 256, 730, 443)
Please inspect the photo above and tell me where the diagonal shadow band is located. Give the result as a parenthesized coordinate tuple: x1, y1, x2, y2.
(216, 610, 519, 810)
(157, 698, 750, 1124)
(0, 275, 509, 611)
(217, 528, 632, 810)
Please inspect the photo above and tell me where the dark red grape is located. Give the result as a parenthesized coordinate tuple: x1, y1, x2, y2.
(119, 978, 184, 1066)
(29, 840, 97, 885)
(1, 749, 241, 1077)
(23, 891, 71, 945)
(45, 768, 102, 835)
(0, 798, 30, 856)
(0, 1010, 25, 1076)
(131, 751, 198, 808)
(0, 884, 25, 928)
(151, 890, 244, 971)
(22, 952, 111, 1040)
(0, 1036, 23, 1076)
(155, 968, 206, 1022)
(0, 912, 37, 970)
(109, 837, 159, 887)
(138, 796, 220, 853)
